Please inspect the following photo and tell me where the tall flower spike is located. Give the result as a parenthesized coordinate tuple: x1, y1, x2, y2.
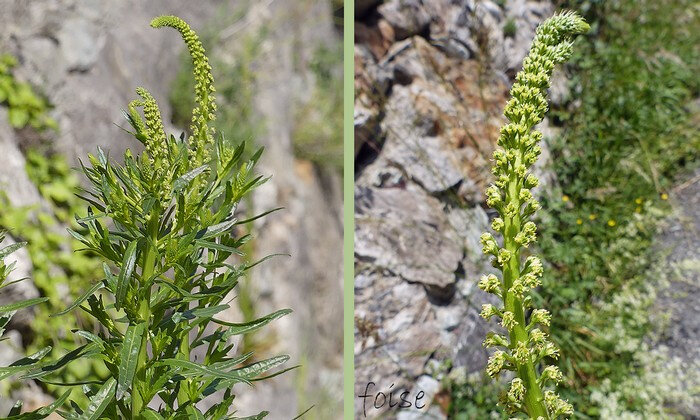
(151, 15, 217, 165)
(477, 10, 588, 419)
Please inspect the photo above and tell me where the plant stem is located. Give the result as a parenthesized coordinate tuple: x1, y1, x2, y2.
(132, 211, 159, 417)
(504, 164, 548, 419)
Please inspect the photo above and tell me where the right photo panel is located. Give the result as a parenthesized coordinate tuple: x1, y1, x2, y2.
(354, 0, 699, 419)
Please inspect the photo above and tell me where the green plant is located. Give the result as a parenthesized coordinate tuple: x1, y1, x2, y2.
(292, 42, 343, 171)
(0, 235, 71, 418)
(0, 54, 57, 131)
(477, 11, 588, 419)
(169, 12, 268, 356)
(0, 150, 107, 406)
(1, 16, 292, 418)
(503, 19, 517, 38)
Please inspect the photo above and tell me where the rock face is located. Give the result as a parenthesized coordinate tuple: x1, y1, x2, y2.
(354, 1, 555, 418)
(0, 1, 342, 418)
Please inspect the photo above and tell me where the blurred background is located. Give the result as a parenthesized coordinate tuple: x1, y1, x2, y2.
(354, 0, 698, 418)
(0, 0, 343, 418)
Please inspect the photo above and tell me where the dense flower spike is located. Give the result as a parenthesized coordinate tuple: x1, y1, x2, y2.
(477, 10, 588, 419)
(150, 15, 217, 165)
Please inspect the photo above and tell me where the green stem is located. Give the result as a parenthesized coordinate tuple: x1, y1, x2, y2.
(176, 328, 191, 407)
(132, 212, 159, 417)
(503, 163, 548, 419)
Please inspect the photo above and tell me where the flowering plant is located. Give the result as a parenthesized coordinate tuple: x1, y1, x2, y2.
(1, 15, 290, 419)
(478, 11, 589, 419)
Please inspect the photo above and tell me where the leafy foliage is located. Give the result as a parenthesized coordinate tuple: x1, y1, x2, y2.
(0, 235, 65, 419)
(476, 11, 589, 419)
(0, 54, 57, 131)
(0, 150, 107, 405)
(3, 15, 291, 418)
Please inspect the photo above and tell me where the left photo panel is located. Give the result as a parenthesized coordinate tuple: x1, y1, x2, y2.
(0, 1, 343, 419)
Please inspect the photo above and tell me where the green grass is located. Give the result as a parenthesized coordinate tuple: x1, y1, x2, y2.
(535, 0, 697, 415)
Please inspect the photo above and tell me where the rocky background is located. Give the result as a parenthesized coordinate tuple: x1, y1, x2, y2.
(354, 0, 697, 419)
(0, 1, 342, 418)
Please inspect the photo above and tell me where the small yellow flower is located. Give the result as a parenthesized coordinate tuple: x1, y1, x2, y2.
(661, 193, 668, 200)
(635, 197, 643, 205)
(635, 206, 642, 213)
(562, 195, 570, 202)
(607, 219, 616, 227)
(589, 214, 597, 221)
(576, 218, 583, 225)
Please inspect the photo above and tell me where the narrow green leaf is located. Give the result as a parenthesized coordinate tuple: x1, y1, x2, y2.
(215, 309, 292, 339)
(8, 401, 22, 416)
(116, 240, 139, 310)
(195, 219, 237, 240)
(141, 409, 166, 420)
(0, 346, 52, 381)
(234, 207, 284, 225)
(233, 411, 269, 420)
(103, 263, 117, 290)
(291, 405, 314, 420)
(73, 330, 105, 350)
(3, 390, 71, 420)
(0, 297, 48, 314)
(0, 241, 26, 259)
(193, 239, 244, 256)
(154, 359, 247, 383)
(245, 253, 289, 270)
(185, 406, 205, 420)
(78, 377, 116, 420)
(22, 343, 100, 380)
(232, 355, 290, 380)
(116, 322, 146, 400)
(51, 281, 104, 317)
(174, 165, 208, 193)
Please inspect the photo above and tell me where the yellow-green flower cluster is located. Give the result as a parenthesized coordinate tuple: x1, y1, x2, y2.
(477, 11, 588, 419)
(150, 15, 217, 165)
(135, 87, 167, 166)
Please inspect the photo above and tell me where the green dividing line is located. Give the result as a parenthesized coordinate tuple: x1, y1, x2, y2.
(343, 1, 355, 419)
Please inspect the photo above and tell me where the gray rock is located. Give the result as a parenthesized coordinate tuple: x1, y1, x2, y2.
(57, 17, 105, 72)
(354, 2, 559, 418)
(0, 109, 43, 209)
(378, 0, 432, 40)
(355, 183, 462, 294)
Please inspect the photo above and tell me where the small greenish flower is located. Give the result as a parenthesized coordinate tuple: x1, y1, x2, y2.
(486, 350, 507, 378)
(480, 304, 501, 320)
(483, 331, 510, 348)
(508, 378, 526, 403)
